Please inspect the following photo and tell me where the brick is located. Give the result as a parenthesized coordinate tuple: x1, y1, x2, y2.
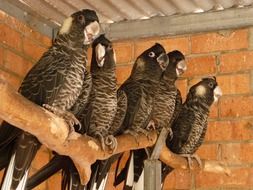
(48, 172, 62, 190)
(0, 11, 50, 47)
(184, 55, 217, 77)
(23, 37, 47, 61)
(0, 69, 21, 89)
(134, 38, 157, 58)
(31, 146, 50, 170)
(188, 77, 202, 87)
(206, 120, 253, 142)
(163, 171, 176, 189)
(41, 36, 52, 47)
(0, 47, 3, 67)
(209, 103, 218, 119)
(191, 29, 248, 54)
(220, 96, 253, 118)
(114, 41, 134, 64)
(221, 142, 253, 165)
(0, 170, 4, 181)
(240, 143, 253, 163)
(223, 168, 253, 187)
(4, 50, 33, 77)
(134, 36, 189, 58)
(163, 169, 192, 190)
(195, 171, 224, 188)
(220, 51, 253, 73)
(0, 24, 22, 51)
(161, 37, 190, 55)
(196, 144, 218, 160)
(29, 176, 47, 190)
(87, 47, 92, 67)
(216, 74, 251, 95)
(105, 172, 123, 190)
(174, 170, 192, 189)
(175, 79, 187, 101)
(116, 64, 133, 84)
(221, 143, 241, 164)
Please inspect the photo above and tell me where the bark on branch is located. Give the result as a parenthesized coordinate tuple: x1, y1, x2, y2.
(160, 146, 231, 175)
(0, 77, 230, 185)
(0, 77, 157, 184)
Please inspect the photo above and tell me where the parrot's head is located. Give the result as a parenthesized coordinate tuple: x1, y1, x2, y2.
(188, 76, 222, 107)
(91, 34, 116, 71)
(59, 9, 100, 45)
(132, 43, 169, 81)
(165, 50, 186, 79)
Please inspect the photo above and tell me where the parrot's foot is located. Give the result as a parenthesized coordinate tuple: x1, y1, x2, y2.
(180, 154, 202, 170)
(105, 135, 118, 153)
(94, 132, 117, 153)
(43, 104, 81, 136)
(146, 120, 156, 131)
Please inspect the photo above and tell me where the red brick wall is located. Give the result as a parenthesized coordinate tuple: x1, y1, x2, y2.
(1, 10, 253, 190)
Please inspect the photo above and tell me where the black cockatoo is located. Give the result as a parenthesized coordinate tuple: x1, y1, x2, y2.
(26, 34, 118, 190)
(0, 9, 100, 190)
(114, 50, 187, 190)
(161, 77, 222, 186)
(118, 43, 169, 136)
(88, 43, 169, 190)
(62, 34, 118, 190)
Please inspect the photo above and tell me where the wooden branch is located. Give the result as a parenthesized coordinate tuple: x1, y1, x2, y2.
(0, 77, 157, 184)
(160, 146, 231, 175)
(0, 76, 230, 185)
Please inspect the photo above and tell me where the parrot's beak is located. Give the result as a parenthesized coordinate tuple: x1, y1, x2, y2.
(214, 86, 222, 102)
(176, 60, 187, 76)
(84, 21, 100, 45)
(157, 53, 169, 71)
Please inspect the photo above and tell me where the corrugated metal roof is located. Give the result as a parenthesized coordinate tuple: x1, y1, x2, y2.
(4, 0, 253, 26)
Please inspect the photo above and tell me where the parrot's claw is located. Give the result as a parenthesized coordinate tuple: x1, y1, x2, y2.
(180, 154, 202, 170)
(146, 120, 156, 131)
(105, 135, 118, 153)
(43, 104, 81, 137)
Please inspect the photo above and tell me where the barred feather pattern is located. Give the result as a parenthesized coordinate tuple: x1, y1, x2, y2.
(121, 79, 160, 133)
(0, 30, 89, 190)
(174, 104, 209, 154)
(169, 99, 210, 155)
(109, 90, 127, 135)
(88, 70, 117, 136)
(150, 78, 177, 132)
(70, 70, 92, 116)
(19, 35, 88, 110)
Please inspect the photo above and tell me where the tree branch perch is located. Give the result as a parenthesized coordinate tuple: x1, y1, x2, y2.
(0, 77, 157, 184)
(0, 76, 230, 185)
(160, 145, 231, 175)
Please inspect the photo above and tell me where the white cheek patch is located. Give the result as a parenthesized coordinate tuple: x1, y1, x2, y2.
(84, 21, 100, 44)
(96, 43, 106, 67)
(59, 17, 73, 34)
(196, 85, 206, 96)
(214, 86, 222, 102)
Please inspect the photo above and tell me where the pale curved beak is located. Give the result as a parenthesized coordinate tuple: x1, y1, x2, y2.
(176, 60, 187, 76)
(157, 53, 169, 71)
(214, 86, 222, 102)
(84, 21, 100, 45)
(96, 43, 106, 67)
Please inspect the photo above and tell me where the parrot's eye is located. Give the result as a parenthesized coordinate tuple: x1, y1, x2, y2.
(78, 15, 85, 23)
(107, 44, 113, 50)
(208, 82, 214, 88)
(148, 51, 155, 58)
